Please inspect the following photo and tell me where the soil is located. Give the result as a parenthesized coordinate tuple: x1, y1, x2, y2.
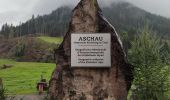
(0, 37, 56, 63)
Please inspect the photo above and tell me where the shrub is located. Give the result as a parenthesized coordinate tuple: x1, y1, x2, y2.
(0, 78, 6, 100)
(128, 25, 170, 100)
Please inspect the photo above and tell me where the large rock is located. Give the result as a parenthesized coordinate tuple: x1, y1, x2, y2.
(49, 0, 133, 100)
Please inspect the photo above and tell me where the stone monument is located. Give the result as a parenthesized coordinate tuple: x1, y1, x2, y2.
(49, 0, 133, 100)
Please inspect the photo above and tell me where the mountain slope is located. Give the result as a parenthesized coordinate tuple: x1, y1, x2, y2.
(102, 2, 170, 37)
(0, 2, 170, 38)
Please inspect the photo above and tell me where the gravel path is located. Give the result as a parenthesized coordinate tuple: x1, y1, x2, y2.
(7, 93, 49, 100)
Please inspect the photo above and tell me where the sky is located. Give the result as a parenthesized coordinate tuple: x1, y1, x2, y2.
(0, 0, 170, 28)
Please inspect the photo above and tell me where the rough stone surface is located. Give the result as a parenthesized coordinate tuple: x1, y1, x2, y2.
(49, 0, 133, 100)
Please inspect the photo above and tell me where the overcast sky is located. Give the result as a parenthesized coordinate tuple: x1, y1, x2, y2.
(0, 0, 170, 28)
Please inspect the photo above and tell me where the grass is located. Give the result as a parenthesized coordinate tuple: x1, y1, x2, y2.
(37, 36, 63, 44)
(0, 59, 55, 95)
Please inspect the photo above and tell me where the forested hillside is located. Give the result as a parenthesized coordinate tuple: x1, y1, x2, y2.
(0, 2, 170, 38)
(103, 2, 170, 38)
(0, 7, 71, 37)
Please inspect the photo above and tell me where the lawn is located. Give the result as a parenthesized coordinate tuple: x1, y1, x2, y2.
(0, 59, 55, 95)
(37, 36, 63, 44)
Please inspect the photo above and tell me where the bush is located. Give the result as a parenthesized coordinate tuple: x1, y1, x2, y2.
(128, 25, 170, 100)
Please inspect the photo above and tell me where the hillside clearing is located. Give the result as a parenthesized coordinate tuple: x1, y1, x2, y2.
(0, 36, 62, 62)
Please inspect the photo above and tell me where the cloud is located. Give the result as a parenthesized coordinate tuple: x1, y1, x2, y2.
(0, 0, 39, 27)
(126, 0, 170, 18)
(0, 0, 170, 28)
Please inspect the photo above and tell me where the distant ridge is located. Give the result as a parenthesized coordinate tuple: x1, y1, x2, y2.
(0, 2, 170, 38)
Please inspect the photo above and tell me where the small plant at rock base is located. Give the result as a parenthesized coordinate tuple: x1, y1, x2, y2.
(79, 92, 87, 100)
(0, 78, 6, 100)
(69, 90, 76, 98)
(0, 88, 6, 100)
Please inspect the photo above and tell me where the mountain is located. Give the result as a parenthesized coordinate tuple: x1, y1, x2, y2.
(0, 2, 170, 38)
(102, 2, 170, 38)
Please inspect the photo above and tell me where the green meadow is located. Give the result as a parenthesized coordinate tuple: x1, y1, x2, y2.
(0, 59, 55, 94)
(37, 36, 63, 44)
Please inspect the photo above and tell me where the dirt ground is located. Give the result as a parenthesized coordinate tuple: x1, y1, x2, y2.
(0, 37, 55, 63)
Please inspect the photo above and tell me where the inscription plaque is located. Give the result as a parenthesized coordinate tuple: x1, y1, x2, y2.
(71, 33, 111, 67)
